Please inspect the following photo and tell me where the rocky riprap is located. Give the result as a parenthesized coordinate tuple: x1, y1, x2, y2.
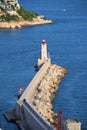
(32, 64, 67, 127)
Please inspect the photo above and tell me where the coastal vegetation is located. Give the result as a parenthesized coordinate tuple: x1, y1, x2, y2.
(0, 14, 19, 22)
(17, 7, 37, 21)
(0, 7, 38, 22)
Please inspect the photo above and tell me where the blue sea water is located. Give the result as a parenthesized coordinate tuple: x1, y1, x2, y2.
(0, 0, 87, 129)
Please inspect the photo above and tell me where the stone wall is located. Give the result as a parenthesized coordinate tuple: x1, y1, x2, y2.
(19, 58, 51, 103)
(21, 100, 53, 130)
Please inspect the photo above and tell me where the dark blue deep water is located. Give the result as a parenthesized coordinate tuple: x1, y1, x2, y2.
(0, 0, 87, 129)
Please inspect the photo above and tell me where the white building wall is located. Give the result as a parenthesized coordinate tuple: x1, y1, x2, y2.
(64, 120, 81, 130)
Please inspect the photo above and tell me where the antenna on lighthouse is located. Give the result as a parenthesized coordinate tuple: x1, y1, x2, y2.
(48, 52, 50, 59)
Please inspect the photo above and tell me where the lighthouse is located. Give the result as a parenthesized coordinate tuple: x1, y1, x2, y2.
(36, 40, 50, 69)
(41, 40, 47, 60)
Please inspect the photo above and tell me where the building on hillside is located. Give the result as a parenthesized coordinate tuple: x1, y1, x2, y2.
(0, 0, 20, 12)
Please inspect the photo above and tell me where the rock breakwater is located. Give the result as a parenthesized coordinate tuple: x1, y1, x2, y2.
(32, 64, 67, 127)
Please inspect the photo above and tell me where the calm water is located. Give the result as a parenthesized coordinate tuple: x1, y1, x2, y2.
(0, 0, 87, 129)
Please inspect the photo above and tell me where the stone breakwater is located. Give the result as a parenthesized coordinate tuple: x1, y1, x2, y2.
(31, 64, 67, 127)
(4, 62, 67, 130)
(0, 16, 53, 29)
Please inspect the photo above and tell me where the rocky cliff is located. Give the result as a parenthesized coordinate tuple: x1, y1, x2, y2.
(0, 0, 53, 29)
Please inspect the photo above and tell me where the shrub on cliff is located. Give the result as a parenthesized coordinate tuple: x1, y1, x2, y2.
(0, 7, 38, 22)
(17, 7, 38, 21)
(0, 14, 19, 22)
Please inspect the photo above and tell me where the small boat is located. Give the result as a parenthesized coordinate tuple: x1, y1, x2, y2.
(17, 87, 24, 99)
(34, 64, 40, 71)
(34, 64, 43, 71)
(60, 8, 66, 12)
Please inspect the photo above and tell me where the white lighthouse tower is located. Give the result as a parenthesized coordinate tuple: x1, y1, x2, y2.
(37, 40, 49, 67)
(41, 40, 47, 60)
